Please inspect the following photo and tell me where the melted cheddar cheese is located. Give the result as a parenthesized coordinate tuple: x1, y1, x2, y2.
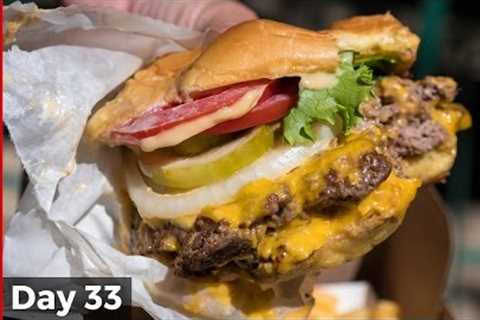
(198, 136, 379, 228)
(182, 279, 400, 320)
(431, 102, 472, 135)
(201, 179, 278, 227)
(258, 173, 419, 274)
(184, 280, 275, 319)
(166, 134, 421, 276)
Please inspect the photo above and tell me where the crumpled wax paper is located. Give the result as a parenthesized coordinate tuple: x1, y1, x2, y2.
(3, 3, 360, 319)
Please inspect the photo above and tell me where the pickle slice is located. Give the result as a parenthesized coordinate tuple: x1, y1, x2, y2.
(171, 133, 233, 156)
(140, 126, 274, 189)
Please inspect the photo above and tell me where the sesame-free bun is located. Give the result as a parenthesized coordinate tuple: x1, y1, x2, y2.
(177, 20, 339, 96)
(330, 13, 420, 71)
(179, 13, 419, 96)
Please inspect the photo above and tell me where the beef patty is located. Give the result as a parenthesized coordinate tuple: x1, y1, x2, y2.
(360, 76, 453, 158)
(387, 113, 447, 157)
(131, 152, 392, 278)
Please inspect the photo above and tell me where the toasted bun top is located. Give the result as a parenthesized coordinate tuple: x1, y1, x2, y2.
(330, 13, 419, 69)
(87, 14, 419, 143)
(178, 20, 339, 96)
(179, 13, 419, 95)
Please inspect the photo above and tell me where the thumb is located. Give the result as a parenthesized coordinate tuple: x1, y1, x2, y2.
(187, 0, 257, 33)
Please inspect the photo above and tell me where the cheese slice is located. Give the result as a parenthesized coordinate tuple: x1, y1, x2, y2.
(257, 173, 420, 274)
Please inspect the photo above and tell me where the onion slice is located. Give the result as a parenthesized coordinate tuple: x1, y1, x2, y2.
(126, 125, 336, 220)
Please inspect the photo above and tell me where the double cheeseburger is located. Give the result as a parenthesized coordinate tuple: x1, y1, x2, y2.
(87, 14, 470, 285)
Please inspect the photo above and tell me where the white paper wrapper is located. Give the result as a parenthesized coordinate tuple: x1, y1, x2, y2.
(3, 3, 361, 319)
(4, 1, 204, 61)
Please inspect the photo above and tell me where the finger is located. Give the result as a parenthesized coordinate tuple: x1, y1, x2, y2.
(189, 0, 257, 33)
(63, 0, 130, 12)
(64, 0, 257, 33)
(105, 0, 256, 32)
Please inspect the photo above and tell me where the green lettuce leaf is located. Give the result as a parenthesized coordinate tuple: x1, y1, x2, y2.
(283, 51, 374, 145)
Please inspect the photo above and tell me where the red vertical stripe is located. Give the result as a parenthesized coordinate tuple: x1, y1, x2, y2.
(1, 2, 5, 318)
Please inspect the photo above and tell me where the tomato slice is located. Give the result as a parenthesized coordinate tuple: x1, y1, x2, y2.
(206, 77, 299, 135)
(111, 79, 270, 142)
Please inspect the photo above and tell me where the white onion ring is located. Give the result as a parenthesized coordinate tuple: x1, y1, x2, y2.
(126, 125, 335, 220)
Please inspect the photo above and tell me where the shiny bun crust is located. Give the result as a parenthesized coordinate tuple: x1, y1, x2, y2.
(178, 20, 339, 96)
(329, 13, 420, 72)
(179, 13, 420, 96)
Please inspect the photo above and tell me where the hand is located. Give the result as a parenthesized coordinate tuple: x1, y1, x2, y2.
(63, 0, 257, 34)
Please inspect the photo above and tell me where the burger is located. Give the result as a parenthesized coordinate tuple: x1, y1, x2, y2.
(86, 14, 470, 285)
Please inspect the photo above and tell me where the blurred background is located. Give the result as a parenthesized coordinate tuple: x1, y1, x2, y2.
(3, 0, 479, 318)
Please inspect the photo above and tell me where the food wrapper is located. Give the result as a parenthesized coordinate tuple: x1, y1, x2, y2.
(3, 3, 365, 319)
